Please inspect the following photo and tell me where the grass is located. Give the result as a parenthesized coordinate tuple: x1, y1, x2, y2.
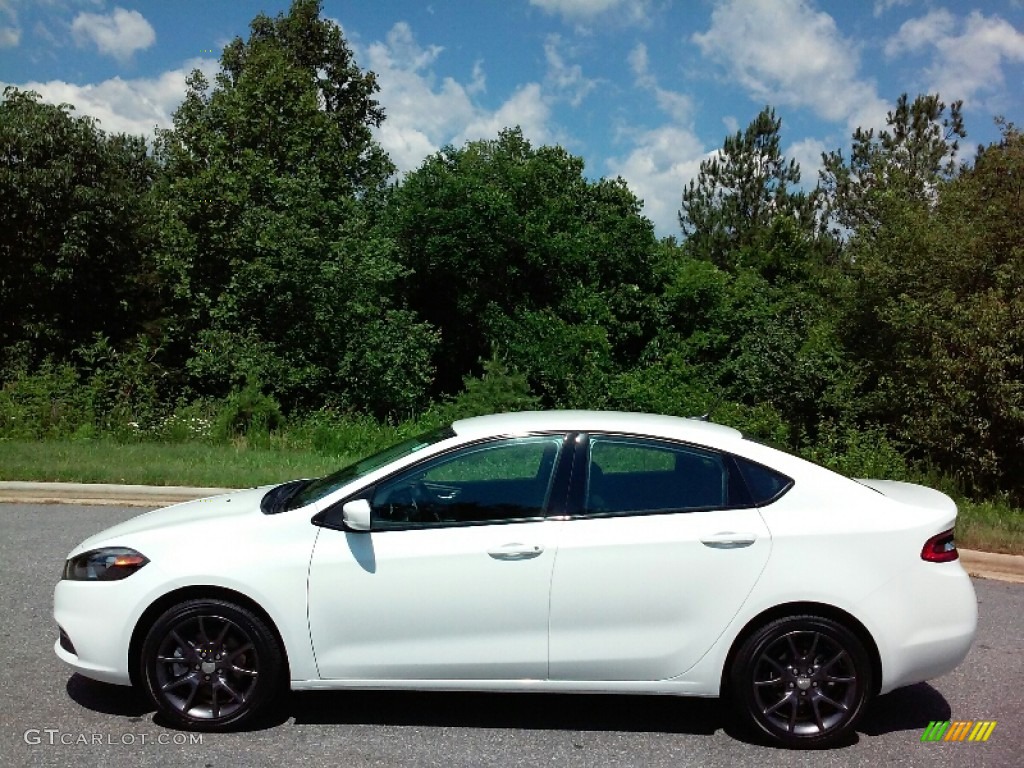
(0, 438, 1021, 555)
(956, 499, 1024, 556)
(0, 439, 354, 489)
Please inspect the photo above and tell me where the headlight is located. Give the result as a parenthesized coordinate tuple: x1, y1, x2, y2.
(63, 547, 149, 581)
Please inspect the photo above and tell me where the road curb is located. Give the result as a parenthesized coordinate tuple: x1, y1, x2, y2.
(2, 481, 1022, 583)
(0, 481, 236, 507)
(959, 549, 1024, 584)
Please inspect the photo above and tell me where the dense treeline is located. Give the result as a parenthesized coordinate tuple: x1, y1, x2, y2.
(1, 0, 1021, 503)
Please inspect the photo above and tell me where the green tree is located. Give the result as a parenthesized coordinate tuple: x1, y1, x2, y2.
(442, 354, 542, 420)
(820, 93, 965, 235)
(679, 106, 826, 274)
(154, 0, 435, 417)
(840, 122, 1024, 499)
(388, 127, 661, 402)
(0, 88, 158, 366)
(668, 108, 849, 434)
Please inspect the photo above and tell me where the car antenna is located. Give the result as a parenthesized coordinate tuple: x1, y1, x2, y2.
(689, 394, 724, 422)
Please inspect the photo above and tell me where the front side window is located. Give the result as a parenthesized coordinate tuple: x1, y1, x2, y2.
(372, 435, 565, 528)
(585, 437, 734, 515)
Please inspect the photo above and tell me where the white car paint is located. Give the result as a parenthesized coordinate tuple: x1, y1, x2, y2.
(547, 508, 771, 681)
(308, 520, 558, 680)
(53, 410, 977, 733)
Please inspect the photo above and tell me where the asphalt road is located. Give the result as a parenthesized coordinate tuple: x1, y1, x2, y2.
(1, 503, 1021, 768)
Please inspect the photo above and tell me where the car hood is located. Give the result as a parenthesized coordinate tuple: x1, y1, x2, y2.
(855, 479, 957, 517)
(68, 485, 275, 556)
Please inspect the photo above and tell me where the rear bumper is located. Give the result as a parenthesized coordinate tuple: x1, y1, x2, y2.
(859, 561, 977, 694)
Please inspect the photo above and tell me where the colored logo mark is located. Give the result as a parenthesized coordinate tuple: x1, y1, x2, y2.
(921, 720, 997, 742)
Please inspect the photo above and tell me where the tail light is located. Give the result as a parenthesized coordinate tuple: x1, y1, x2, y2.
(921, 529, 958, 562)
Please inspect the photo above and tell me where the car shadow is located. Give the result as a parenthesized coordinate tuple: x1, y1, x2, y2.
(66, 675, 951, 743)
(857, 682, 952, 736)
(286, 690, 724, 734)
(66, 674, 153, 719)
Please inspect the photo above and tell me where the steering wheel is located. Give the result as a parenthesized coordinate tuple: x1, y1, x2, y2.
(408, 481, 440, 522)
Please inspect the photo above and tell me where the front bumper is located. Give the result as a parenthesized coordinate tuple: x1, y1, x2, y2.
(53, 577, 147, 686)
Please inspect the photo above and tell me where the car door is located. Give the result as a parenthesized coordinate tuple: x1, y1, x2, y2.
(308, 434, 569, 681)
(548, 434, 771, 681)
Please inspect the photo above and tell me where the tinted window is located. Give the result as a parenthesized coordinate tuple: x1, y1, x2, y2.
(372, 436, 564, 528)
(585, 437, 731, 515)
(734, 457, 793, 505)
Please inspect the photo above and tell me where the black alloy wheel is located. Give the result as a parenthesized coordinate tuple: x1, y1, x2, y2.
(141, 599, 283, 730)
(730, 615, 873, 748)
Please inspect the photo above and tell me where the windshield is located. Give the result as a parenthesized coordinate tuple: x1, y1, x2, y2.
(284, 425, 455, 510)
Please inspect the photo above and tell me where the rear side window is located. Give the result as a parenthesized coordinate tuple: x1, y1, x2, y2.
(734, 457, 793, 505)
(585, 437, 733, 515)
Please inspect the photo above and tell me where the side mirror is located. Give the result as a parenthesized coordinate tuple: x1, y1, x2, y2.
(342, 498, 371, 532)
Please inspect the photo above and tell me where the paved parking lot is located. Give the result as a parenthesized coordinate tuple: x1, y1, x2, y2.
(2, 503, 1021, 767)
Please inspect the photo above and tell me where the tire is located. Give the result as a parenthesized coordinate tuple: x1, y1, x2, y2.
(140, 599, 284, 731)
(729, 615, 873, 749)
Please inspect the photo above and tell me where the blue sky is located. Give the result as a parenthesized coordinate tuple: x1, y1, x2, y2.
(2, 0, 1022, 236)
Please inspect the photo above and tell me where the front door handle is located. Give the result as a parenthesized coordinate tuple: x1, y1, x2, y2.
(487, 543, 544, 560)
(700, 532, 757, 549)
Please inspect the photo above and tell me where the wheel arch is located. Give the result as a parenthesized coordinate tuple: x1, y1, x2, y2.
(128, 585, 291, 688)
(719, 601, 882, 699)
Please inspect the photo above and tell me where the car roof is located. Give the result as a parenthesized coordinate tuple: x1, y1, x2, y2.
(450, 410, 744, 447)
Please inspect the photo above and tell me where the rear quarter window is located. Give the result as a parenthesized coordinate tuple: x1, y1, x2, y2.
(734, 457, 793, 505)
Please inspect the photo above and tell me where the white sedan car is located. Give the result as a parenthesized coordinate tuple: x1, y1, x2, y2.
(54, 411, 977, 748)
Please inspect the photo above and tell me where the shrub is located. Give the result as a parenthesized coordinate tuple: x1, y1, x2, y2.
(0, 361, 95, 438)
(286, 409, 401, 457)
(212, 381, 284, 440)
(800, 422, 910, 480)
(151, 400, 217, 442)
(75, 334, 168, 438)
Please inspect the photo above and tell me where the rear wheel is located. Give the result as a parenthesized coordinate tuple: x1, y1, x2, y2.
(730, 615, 872, 748)
(140, 599, 283, 731)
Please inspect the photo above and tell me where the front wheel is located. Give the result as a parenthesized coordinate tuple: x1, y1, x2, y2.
(729, 615, 873, 748)
(140, 599, 283, 731)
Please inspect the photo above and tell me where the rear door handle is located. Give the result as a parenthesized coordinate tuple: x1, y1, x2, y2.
(700, 532, 757, 549)
(487, 543, 544, 560)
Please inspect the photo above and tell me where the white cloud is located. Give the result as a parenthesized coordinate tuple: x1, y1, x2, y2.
(610, 43, 703, 235)
(467, 60, 486, 96)
(884, 9, 955, 56)
(363, 22, 555, 174)
(873, 0, 913, 17)
(544, 34, 597, 106)
(627, 43, 650, 84)
(608, 125, 708, 237)
(456, 83, 553, 146)
(71, 6, 155, 62)
(0, 0, 17, 48)
(885, 10, 1024, 107)
(363, 22, 477, 172)
(530, 0, 649, 23)
(786, 137, 827, 185)
(5, 57, 218, 136)
(692, 0, 888, 133)
(628, 42, 692, 122)
(0, 24, 18, 47)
